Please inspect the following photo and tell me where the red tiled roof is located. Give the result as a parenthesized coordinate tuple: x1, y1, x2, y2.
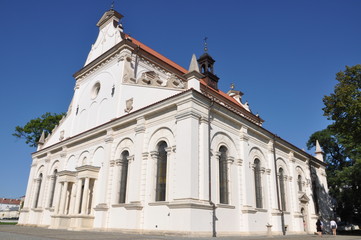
(0, 198, 21, 205)
(127, 35, 250, 110)
(200, 79, 244, 107)
(125, 34, 188, 74)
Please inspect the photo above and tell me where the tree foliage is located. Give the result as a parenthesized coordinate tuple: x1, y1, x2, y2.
(323, 64, 361, 160)
(13, 112, 65, 148)
(308, 64, 361, 223)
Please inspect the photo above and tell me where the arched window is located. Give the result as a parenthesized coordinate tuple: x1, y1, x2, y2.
(254, 159, 262, 208)
(49, 169, 57, 207)
(279, 168, 287, 211)
(155, 141, 168, 201)
(119, 150, 129, 203)
(34, 173, 43, 208)
(219, 146, 229, 204)
(298, 174, 302, 192)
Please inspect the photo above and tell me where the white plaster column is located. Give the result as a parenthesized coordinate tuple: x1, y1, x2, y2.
(22, 163, 37, 210)
(81, 177, 90, 214)
(128, 117, 145, 203)
(139, 152, 149, 204)
(174, 106, 201, 200)
(40, 158, 51, 209)
(114, 159, 123, 203)
(74, 178, 83, 214)
(91, 179, 97, 215)
(47, 174, 56, 208)
(288, 152, 297, 215)
(96, 134, 114, 207)
(109, 160, 118, 204)
(267, 141, 276, 211)
(239, 126, 251, 206)
(31, 178, 39, 209)
(59, 182, 68, 214)
(165, 147, 174, 201)
(68, 182, 76, 215)
(212, 151, 221, 204)
(226, 156, 235, 204)
(149, 151, 159, 202)
(54, 182, 63, 214)
(64, 183, 71, 214)
(139, 152, 149, 228)
(199, 116, 209, 201)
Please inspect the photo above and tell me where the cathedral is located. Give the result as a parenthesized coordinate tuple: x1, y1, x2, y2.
(19, 7, 330, 236)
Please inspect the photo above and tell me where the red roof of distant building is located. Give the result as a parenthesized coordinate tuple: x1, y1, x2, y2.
(0, 198, 21, 205)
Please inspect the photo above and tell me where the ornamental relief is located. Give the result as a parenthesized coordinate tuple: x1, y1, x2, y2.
(122, 55, 185, 89)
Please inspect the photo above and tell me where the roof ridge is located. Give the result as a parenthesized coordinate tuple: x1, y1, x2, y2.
(125, 34, 188, 74)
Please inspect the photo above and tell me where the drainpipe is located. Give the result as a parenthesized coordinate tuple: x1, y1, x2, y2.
(208, 98, 216, 237)
(273, 135, 285, 235)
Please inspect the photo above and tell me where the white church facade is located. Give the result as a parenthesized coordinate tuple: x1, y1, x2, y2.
(19, 8, 330, 236)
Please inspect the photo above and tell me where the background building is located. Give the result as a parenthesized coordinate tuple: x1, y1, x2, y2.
(0, 198, 22, 220)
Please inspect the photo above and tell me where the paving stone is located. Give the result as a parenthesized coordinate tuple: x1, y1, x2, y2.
(0, 225, 360, 240)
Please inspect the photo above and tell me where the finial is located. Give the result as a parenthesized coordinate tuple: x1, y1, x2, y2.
(110, 1, 115, 10)
(203, 37, 208, 52)
(188, 54, 200, 72)
(315, 140, 324, 161)
(231, 83, 235, 90)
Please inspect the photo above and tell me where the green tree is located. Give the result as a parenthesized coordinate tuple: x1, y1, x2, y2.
(308, 64, 361, 223)
(307, 128, 349, 173)
(13, 112, 65, 148)
(307, 128, 355, 222)
(323, 64, 361, 160)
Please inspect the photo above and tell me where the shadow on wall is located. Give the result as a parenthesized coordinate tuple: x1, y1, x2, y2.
(311, 167, 333, 234)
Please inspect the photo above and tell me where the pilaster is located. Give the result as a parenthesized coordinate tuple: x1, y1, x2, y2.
(96, 131, 114, 208)
(174, 106, 201, 200)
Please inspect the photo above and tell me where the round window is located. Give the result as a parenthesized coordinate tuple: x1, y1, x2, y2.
(91, 82, 101, 99)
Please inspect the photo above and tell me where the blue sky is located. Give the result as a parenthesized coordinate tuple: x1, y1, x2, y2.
(1, 0, 360, 199)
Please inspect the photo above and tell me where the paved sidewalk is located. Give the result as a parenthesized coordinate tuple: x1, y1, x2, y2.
(0, 225, 360, 240)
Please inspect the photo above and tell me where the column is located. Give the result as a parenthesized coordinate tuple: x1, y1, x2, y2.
(96, 133, 113, 207)
(267, 140, 277, 211)
(226, 156, 235, 204)
(199, 116, 209, 201)
(81, 177, 90, 214)
(22, 163, 37, 210)
(288, 152, 297, 215)
(174, 105, 200, 199)
(68, 182, 76, 215)
(239, 126, 250, 206)
(64, 183, 71, 214)
(74, 178, 83, 214)
(128, 117, 146, 202)
(33, 178, 41, 208)
(47, 175, 55, 208)
(90, 179, 97, 215)
(54, 182, 63, 214)
(59, 182, 68, 214)
(108, 161, 117, 204)
(165, 147, 173, 200)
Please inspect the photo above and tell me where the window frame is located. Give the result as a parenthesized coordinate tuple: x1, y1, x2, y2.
(155, 141, 168, 202)
(119, 150, 129, 204)
(218, 146, 229, 204)
(254, 159, 263, 208)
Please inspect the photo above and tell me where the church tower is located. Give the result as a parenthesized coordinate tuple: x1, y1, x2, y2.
(197, 39, 219, 90)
